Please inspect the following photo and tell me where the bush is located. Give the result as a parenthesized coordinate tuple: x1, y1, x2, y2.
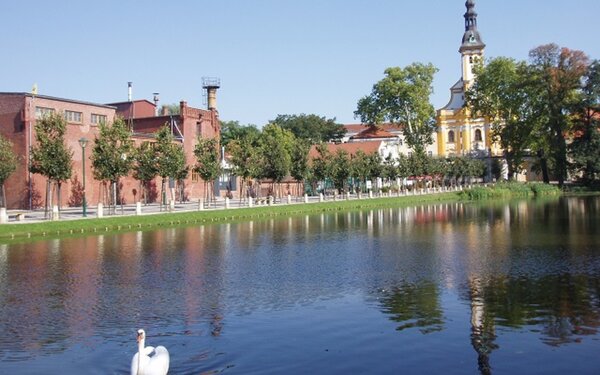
(459, 182, 560, 200)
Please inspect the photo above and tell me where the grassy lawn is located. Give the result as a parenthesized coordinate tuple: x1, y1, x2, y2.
(0, 192, 462, 242)
(0, 182, 573, 243)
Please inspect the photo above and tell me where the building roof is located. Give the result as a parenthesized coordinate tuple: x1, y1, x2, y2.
(0, 92, 117, 109)
(351, 125, 397, 140)
(343, 123, 403, 134)
(308, 141, 382, 159)
(460, 0, 485, 52)
(106, 99, 156, 107)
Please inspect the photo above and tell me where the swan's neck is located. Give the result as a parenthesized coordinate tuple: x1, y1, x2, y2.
(137, 337, 145, 373)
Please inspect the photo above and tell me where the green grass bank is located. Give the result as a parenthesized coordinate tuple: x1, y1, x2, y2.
(0, 183, 566, 242)
(0, 192, 461, 242)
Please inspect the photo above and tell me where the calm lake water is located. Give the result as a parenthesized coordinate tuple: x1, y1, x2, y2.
(0, 196, 599, 374)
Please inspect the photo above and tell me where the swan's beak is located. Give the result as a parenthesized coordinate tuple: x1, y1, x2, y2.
(136, 332, 142, 343)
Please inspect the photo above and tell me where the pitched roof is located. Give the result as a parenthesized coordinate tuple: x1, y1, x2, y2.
(308, 141, 382, 159)
(343, 123, 403, 134)
(351, 125, 397, 140)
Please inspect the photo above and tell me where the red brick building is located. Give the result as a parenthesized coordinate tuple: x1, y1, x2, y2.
(0, 92, 220, 209)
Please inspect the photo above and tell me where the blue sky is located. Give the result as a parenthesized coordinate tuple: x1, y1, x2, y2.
(3, 0, 600, 126)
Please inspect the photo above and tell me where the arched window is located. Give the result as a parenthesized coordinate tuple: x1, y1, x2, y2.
(474, 129, 482, 142)
(448, 130, 455, 143)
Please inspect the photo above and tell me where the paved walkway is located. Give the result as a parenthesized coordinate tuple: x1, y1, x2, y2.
(2, 185, 468, 224)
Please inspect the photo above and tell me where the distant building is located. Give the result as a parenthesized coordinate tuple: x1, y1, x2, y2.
(342, 124, 437, 157)
(0, 86, 220, 209)
(436, 0, 501, 158)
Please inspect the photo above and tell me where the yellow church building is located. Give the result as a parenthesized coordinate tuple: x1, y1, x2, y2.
(437, 0, 502, 158)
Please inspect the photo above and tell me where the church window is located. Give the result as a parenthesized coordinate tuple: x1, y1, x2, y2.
(448, 130, 455, 143)
(475, 129, 483, 142)
(469, 56, 473, 64)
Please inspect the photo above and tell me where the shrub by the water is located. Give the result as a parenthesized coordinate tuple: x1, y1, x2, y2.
(460, 182, 560, 200)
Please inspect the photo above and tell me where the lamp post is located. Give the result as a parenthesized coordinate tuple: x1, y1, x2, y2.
(78, 137, 88, 217)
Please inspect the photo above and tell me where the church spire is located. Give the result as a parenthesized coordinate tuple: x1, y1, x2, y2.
(460, 0, 485, 53)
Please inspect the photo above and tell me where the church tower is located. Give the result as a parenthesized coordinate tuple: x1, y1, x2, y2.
(459, 0, 485, 86)
(436, 0, 494, 157)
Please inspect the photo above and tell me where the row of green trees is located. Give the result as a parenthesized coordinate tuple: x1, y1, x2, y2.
(311, 146, 485, 194)
(22, 113, 222, 213)
(223, 120, 485, 198)
(466, 43, 600, 186)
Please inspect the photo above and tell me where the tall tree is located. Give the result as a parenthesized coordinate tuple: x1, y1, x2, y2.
(329, 149, 351, 193)
(194, 137, 222, 203)
(270, 114, 346, 143)
(220, 120, 260, 148)
(310, 143, 331, 194)
(91, 117, 134, 209)
(30, 112, 73, 215)
(570, 60, 600, 184)
(257, 124, 294, 199)
(155, 125, 186, 208)
(290, 138, 311, 196)
(133, 141, 158, 204)
(350, 150, 371, 193)
(228, 131, 261, 200)
(0, 135, 18, 207)
(528, 44, 589, 187)
(355, 63, 438, 155)
(466, 57, 537, 180)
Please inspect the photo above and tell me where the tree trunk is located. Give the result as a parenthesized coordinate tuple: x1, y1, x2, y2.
(45, 180, 51, 219)
(537, 150, 550, 184)
(57, 182, 62, 211)
(160, 178, 166, 211)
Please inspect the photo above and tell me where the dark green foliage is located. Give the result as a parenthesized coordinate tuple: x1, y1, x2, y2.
(355, 63, 438, 155)
(271, 114, 346, 143)
(466, 57, 538, 180)
(570, 60, 600, 184)
(460, 182, 560, 200)
(330, 149, 351, 192)
(155, 125, 187, 205)
(133, 142, 158, 183)
(258, 124, 294, 183)
(194, 137, 222, 187)
(30, 112, 73, 183)
(528, 44, 589, 187)
(0, 135, 18, 207)
(30, 112, 73, 210)
(290, 139, 311, 185)
(220, 120, 260, 147)
(91, 117, 134, 184)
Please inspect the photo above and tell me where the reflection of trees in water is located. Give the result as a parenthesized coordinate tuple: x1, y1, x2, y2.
(463, 274, 600, 346)
(469, 278, 498, 375)
(377, 281, 444, 334)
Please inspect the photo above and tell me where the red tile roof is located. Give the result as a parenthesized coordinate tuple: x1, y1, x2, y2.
(308, 141, 382, 159)
(351, 125, 397, 140)
(343, 123, 403, 135)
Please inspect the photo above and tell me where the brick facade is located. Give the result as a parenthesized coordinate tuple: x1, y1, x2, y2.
(0, 92, 220, 209)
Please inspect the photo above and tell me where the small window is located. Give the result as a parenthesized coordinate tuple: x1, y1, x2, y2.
(474, 129, 483, 142)
(448, 130, 455, 143)
(65, 110, 83, 123)
(91, 113, 107, 125)
(428, 151, 433, 157)
(191, 169, 199, 183)
(35, 106, 55, 119)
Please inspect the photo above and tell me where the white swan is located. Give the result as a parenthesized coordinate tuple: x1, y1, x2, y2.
(131, 329, 170, 375)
